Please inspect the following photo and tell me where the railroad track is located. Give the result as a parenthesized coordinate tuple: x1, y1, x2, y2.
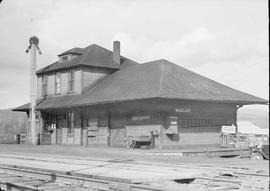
(0, 153, 268, 190)
(0, 165, 163, 191)
(0, 164, 268, 191)
(0, 153, 268, 178)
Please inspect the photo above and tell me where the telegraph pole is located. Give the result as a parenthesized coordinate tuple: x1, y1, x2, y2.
(26, 36, 42, 145)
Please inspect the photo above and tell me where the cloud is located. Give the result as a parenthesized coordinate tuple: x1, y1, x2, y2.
(111, 32, 152, 62)
(109, 27, 215, 63)
(0, 0, 268, 110)
(141, 27, 214, 63)
(109, 28, 268, 101)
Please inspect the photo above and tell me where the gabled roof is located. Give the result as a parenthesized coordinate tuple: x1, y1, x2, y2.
(36, 44, 135, 74)
(13, 59, 267, 112)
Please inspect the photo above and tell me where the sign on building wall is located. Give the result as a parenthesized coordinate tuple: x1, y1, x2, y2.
(132, 116, 151, 121)
(175, 108, 191, 113)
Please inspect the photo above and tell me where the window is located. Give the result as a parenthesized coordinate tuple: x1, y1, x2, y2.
(55, 72, 61, 94)
(68, 70, 74, 92)
(181, 118, 231, 127)
(61, 56, 68, 62)
(42, 75, 47, 96)
(67, 111, 74, 134)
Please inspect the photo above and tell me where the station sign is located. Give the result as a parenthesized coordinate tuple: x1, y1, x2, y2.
(132, 116, 151, 121)
(175, 108, 191, 113)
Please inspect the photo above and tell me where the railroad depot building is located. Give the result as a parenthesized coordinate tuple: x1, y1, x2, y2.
(14, 41, 267, 148)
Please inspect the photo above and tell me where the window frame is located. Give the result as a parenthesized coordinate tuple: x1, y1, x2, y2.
(55, 72, 61, 95)
(61, 56, 68, 62)
(68, 70, 75, 93)
(42, 75, 47, 96)
(181, 118, 230, 127)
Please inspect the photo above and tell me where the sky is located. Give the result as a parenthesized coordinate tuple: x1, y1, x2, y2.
(0, 0, 268, 111)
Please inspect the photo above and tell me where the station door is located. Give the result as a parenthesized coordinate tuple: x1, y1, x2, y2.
(109, 128, 126, 147)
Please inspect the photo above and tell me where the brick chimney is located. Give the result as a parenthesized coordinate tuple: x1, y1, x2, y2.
(113, 41, 120, 66)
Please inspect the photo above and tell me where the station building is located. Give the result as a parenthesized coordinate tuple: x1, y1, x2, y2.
(13, 41, 267, 148)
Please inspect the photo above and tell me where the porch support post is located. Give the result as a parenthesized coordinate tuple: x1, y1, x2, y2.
(235, 105, 243, 134)
(235, 105, 243, 147)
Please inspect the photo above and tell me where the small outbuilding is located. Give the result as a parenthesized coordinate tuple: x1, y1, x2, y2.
(222, 121, 269, 145)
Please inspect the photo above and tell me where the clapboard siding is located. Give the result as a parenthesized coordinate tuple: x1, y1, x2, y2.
(74, 128, 81, 145)
(180, 126, 221, 133)
(179, 133, 221, 145)
(109, 128, 126, 147)
(67, 135, 74, 144)
(109, 113, 126, 147)
(126, 125, 160, 136)
(126, 125, 161, 145)
(163, 126, 221, 146)
(62, 128, 67, 144)
(74, 112, 82, 145)
(88, 127, 109, 146)
(51, 130, 56, 144)
(110, 114, 126, 129)
(88, 136, 108, 145)
(57, 128, 62, 144)
(37, 98, 238, 147)
(82, 129, 87, 146)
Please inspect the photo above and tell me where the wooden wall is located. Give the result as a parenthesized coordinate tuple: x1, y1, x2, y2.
(163, 126, 222, 146)
(106, 99, 236, 147)
(39, 98, 237, 148)
(109, 113, 126, 147)
(82, 67, 108, 91)
(37, 67, 113, 99)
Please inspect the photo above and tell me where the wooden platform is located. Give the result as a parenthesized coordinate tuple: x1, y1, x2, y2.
(0, 151, 268, 191)
(148, 148, 250, 157)
(147, 145, 251, 157)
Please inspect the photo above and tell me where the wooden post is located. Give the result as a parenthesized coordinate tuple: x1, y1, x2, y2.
(235, 105, 243, 134)
(26, 36, 41, 145)
(235, 105, 243, 147)
(159, 112, 164, 149)
(29, 41, 38, 145)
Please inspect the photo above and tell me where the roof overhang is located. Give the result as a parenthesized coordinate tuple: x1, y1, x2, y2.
(12, 96, 268, 112)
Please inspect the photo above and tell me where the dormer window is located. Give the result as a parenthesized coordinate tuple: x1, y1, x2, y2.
(58, 47, 83, 63)
(61, 56, 68, 62)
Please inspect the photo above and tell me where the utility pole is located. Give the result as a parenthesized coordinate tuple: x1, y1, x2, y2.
(26, 36, 42, 145)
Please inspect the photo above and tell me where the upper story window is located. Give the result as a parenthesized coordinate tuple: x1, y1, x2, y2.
(42, 75, 47, 96)
(61, 56, 68, 62)
(55, 72, 61, 94)
(58, 48, 83, 63)
(68, 70, 75, 92)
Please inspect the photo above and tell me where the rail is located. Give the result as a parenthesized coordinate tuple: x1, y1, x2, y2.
(0, 165, 163, 191)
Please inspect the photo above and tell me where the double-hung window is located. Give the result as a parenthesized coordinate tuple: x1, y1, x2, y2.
(42, 75, 47, 96)
(55, 72, 61, 94)
(68, 70, 74, 92)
